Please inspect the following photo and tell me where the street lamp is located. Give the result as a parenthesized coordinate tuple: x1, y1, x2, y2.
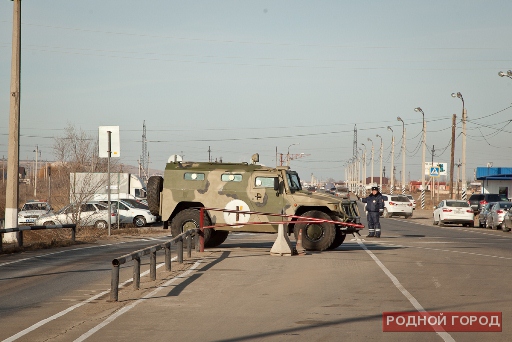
(387, 126, 394, 195)
(451, 92, 467, 200)
(358, 147, 365, 196)
(367, 138, 374, 187)
(33, 145, 40, 197)
(397, 117, 406, 196)
(498, 70, 512, 79)
(286, 143, 299, 166)
(414, 107, 426, 209)
(376, 134, 383, 193)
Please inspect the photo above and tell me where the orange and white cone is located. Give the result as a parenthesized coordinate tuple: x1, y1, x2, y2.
(296, 228, 306, 255)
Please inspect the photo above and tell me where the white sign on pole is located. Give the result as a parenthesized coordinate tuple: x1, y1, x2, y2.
(424, 162, 447, 176)
(99, 126, 120, 158)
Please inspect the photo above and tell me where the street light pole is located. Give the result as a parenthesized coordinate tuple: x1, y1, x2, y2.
(361, 143, 367, 195)
(367, 138, 374, 187)
(452, 92, 467, 200)
(376, 134, 383, 193)
(414, 107, 427, 209)
(387, 126, 394, 195)
(33, 145, 40, 197)
(287, 143, 299, 167)
(397, 117, 406, 196)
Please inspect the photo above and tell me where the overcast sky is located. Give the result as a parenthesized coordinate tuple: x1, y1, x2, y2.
(1, 1, 512, 183)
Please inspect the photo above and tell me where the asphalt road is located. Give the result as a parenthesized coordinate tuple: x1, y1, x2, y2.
(1, 213, 511, 341)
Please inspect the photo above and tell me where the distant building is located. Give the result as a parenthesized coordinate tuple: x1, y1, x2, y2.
(476, 167, 511, 200)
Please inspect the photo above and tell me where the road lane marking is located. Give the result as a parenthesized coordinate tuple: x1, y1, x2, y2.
(355, 236, 455, 342)
(74, 259, 203, 341)
(3, 258, 174, 342)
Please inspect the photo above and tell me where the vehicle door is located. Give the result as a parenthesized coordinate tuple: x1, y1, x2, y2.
(247, 172, 284, 225)
(115, 201, 134, 224)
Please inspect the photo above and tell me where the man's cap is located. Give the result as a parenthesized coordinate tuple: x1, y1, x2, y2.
(371, 186, 379, 191)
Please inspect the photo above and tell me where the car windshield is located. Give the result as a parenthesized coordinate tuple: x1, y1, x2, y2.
(22, 203, 47, 211)
(499, 202, 512, 209)
(390, 196, 409, 202)
(121, 199, 149, 209)
(446, 201, 470, 207)
(286, 172, 302, 191)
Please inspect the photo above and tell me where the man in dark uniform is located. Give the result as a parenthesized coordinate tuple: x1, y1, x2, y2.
(362, 186, 385, 238)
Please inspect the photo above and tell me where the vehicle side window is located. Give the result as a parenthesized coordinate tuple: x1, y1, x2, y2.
(184, 172, 205, 181)
(221, 174, 242, 182)
(118, 203, 129, 210)
(255, 177, 276, 188)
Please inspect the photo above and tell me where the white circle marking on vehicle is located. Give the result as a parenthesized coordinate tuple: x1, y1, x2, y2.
(224, 199, 251, 228)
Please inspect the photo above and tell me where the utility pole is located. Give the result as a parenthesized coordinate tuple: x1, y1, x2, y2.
(431, 145, 435, 201)
(388, 126, 394, 195)
(450, 114, 456, 199)
(33, 145, 39, 197)
(376, 134, 383, 193)
(4, 0, 21, 243)
(462, 108, 467, 200)
(208, 146, 212, 162)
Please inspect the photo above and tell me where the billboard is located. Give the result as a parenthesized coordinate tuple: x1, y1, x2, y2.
(424, 162, 447, 176)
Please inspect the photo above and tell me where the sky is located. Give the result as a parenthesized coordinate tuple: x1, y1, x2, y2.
(1, 0, 512, 184)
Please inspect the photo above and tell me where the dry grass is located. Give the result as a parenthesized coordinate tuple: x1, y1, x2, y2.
(1, 224, 167, 254)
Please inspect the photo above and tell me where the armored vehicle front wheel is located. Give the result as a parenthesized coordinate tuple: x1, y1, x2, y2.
(293, 210, 336, 251)
(205, 230, 229, 248)
(171, 209, 212, 244)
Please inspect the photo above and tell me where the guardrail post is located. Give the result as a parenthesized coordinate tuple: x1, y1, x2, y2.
(71, 225, 76, 242)
(111, 264, 120, 302)
(150, 249, 157, 281)
(0, 233, 3, 252)
(165, 242, 171, 271)
(187, 234, 192, 258)
(133, 257, 141, 290)
(195, 231, 199, 252)
(18, 230, 23, 248)
(163, 220, 168, 230)
(177, 238, 183, 264)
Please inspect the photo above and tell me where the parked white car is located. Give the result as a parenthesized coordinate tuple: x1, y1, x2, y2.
(433, 200, 474, 227)
(381, 194, 413, 218)
(18, 201, 52, 226)
(35, 202, 116, 228)
(102, 199, 157, 227)
(406, 195, 416, 210)
(486, 201, 512, 230)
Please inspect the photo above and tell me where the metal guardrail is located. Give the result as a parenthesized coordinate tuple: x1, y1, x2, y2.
(0, 224, 77, 252)
(110, 228, 201, 301)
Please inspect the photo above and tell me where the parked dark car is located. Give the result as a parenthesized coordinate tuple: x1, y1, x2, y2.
(468, 193, 507, 214)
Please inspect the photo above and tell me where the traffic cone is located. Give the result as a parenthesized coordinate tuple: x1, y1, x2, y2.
(295, 228, 306, 255)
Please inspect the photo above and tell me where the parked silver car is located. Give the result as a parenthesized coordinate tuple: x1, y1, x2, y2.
(503, 210, 512, 232)
(478, 202, 495, 228)
(101, 199, 157, 227)
(486, 201, 512, 230)
(35, 202, 116, 228)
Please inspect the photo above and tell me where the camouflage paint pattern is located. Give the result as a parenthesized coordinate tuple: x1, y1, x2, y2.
(160, 161, 360, 233)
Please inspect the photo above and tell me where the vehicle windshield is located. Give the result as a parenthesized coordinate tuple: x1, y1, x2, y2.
(499, 202, 512, 209)
(390, 196, 409, 202)
(286, 172, 302, 192)
(446, 201, 470, 207)
(22, 203, 48, 211)
(121, 199, 149, 209)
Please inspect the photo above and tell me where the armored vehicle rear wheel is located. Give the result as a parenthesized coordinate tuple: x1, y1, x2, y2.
(147, 176, 163, 216)
(205, 230, 229, 248)
(171, 209, 212, 244)
(294, 210, 335, 251)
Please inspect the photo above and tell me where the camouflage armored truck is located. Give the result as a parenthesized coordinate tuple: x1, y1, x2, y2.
(147, 155, 362, 251)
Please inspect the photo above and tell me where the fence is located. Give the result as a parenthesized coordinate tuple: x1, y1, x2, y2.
(0, 224, 76, 252)
(110, 228, 200, 301)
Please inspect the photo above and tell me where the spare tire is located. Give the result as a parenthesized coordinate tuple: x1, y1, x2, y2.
(147, 176, 163, 216)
